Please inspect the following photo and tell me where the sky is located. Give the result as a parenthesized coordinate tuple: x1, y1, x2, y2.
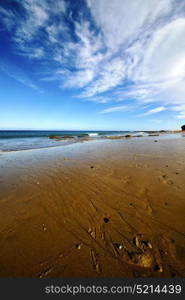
(0, 0, 185, 131)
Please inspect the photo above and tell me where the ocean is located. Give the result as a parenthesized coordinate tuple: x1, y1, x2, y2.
(0, 130, 143, 152)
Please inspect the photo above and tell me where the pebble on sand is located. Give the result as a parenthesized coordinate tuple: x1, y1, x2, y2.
(75, 244, 81, 250)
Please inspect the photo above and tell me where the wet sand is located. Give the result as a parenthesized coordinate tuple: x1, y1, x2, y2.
(0, 135, 185, 277)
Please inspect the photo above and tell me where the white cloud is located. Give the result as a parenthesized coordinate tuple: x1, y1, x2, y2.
(0, 7, 15, 31)
(140, 106, 166, 116)
(15, 0, 49, 43)
(171, 104, 185, 119)
(100, 105, 132, 114)
(84, 96, 112, 103)
(52, 20, 104, 89)
(83, 57, 126, 97)
(1, 0, 185, 116)
(171, 105, 185, 112)
(133, 18, 185, 82)
(176, 113, 185, 119)
(85, 0, 185, 111)
(1, 0, 66, 57)
(63, 69, 94, 88)
(87, 0, 172, 50)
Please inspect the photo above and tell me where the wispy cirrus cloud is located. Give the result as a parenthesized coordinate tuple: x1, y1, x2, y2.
(170, 104, 185, 119)
(0, 0, 185, 120)
(0, 59, 39, 91)
(100, 105, 133, 114)
(139, 106, 166, 117)
(176, 113, 185, 119)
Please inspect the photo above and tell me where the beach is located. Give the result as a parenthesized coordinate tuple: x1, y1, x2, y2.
(0, 134, 185, 277)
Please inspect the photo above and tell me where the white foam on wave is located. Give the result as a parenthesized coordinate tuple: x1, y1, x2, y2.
(88, 133, 99, 137)
(132, 132, 148, 136)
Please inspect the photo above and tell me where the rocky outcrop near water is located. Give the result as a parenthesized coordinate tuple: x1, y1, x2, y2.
(48, 135, 74, 140)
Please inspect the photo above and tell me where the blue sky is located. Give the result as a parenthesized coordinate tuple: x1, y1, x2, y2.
(0, 0, 185, 130)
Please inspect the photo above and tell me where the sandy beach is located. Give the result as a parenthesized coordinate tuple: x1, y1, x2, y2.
(0, 134, 185, 278)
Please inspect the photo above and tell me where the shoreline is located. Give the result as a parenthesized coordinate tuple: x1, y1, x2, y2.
(0, 132, 184, 154)
(0, 135, 185, 277)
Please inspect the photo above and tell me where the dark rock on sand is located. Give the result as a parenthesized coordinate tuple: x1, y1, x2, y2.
(75, 244, 81, 249)
(181, 125, 185, 131)
(153, 264, 161, 271)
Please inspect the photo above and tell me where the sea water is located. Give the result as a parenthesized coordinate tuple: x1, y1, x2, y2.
(0, 130, 132, 152)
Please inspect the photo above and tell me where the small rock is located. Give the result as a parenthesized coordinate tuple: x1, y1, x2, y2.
(148, 242, 152, 249)
(88, 228, 95, 238)
(141, 240, 152, 249)
(159, 249, 165, 255)
(42, 224, 47, 231)
(139, 253, 153, 268)
(133, 236, 140, 248)
(153, 264, 163, 272)
(114, 243, 123, 250)
(95, 263, 100, 273)
(75, 244, 81, 250)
